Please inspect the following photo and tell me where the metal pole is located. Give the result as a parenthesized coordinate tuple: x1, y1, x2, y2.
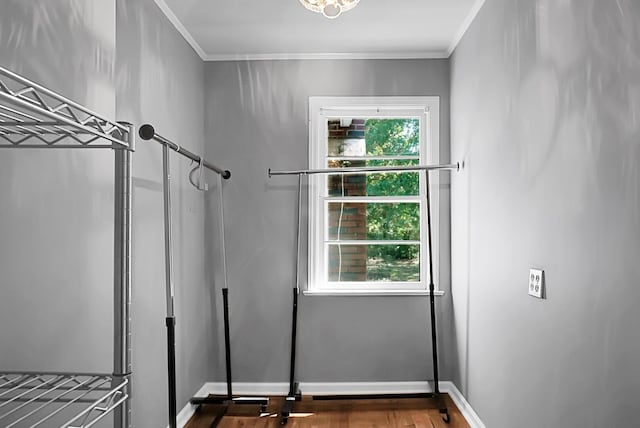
(162, 144, 177, 428)
(222, 288, 233, 401)
(290, 174, 303, 391)
(218, 175, 229, 290)
(294, 174, 303, 293)
(424, 170, 449, 421)
(424, 171, 439, 390)
(282, 175, 303, 425)
(113, 124, 133, 428)
(139, 124, 230, 179)
(288, 288, 299, 396)
(268, 163, 459, 177)
(166, 318, 177, 428)
(163, 145, 175, 319)
(218, 174, 233, 400)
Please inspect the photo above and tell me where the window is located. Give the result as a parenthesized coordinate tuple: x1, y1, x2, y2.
(307, 97, 441, 295)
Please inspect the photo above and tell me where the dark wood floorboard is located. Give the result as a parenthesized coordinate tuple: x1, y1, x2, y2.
(185, 394, 470, 428)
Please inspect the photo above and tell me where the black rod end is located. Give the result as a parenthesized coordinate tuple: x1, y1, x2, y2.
(222, 170, 231, 180)
(139, 124, 156, 140)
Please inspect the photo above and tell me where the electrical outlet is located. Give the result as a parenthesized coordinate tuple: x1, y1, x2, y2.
(528, 268, 544, 299)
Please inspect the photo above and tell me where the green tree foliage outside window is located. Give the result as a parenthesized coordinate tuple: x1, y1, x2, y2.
(364, 119, 421, 280)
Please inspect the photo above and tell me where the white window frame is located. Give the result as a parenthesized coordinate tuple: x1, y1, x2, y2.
(307, 96, 441, 296)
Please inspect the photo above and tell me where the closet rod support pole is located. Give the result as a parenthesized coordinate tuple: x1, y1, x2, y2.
(113, 123, 133, 428)
(167, 317, 177, 428)
(163, 145, 176, 318)
(139, 124, 230, 179)
(162, 144, 178, 428)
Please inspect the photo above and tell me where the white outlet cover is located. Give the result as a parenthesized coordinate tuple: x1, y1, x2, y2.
(528, 268, 544, 299)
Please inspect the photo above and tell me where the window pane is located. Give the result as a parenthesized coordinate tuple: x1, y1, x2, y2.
(327, 118, 420, 157)
(327, 203, 420, 241)
(327, 159, 420, 197)
(328, 244, 420, 282)
(366, 119, 420, 156)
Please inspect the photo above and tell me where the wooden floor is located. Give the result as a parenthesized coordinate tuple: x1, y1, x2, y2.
(185, 394, 470, 428)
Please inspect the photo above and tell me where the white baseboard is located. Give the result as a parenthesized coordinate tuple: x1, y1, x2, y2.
(198, 382, 288, 396)
(173, 381, 484, 428)
(172, 383, 211, 428)
(441, 382, 486, 428)
(175, 402, 198, 428)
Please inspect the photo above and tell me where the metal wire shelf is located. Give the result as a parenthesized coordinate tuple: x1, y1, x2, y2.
(0, 66, 133, 427)
(0, 67, 130, 149)
(0, 372, 128, 427)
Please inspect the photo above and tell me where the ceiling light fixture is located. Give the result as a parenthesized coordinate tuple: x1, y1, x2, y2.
(298, 0, 360, 19)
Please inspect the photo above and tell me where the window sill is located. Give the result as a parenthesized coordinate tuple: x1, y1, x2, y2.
(303, 289, 445, 297)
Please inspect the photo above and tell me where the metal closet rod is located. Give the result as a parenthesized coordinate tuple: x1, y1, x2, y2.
(269, 162, 460, 176)
(139, 124, 231, 179)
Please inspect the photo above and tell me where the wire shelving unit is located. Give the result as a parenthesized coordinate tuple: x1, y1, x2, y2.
(0, 66, 134, 428)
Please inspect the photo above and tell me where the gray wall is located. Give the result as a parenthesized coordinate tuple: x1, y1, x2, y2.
(0, 2, 116, 426)
(1, 1, 214, 426)
(116, 0, 214, 426)
(204, 59, 455, 383)
(0, 0, 116, 374)
(450, 0, 640, 427)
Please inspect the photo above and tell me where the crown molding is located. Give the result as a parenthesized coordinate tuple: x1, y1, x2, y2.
(203, 51, 449, 62)
(447, 0, 487, 56)
(153, 0, 206, 60)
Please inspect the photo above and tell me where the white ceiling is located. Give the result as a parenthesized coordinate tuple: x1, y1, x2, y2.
(156, 0, 486, 61)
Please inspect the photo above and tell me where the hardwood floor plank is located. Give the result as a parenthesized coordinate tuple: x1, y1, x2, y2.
(185, 395, 470, 428)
